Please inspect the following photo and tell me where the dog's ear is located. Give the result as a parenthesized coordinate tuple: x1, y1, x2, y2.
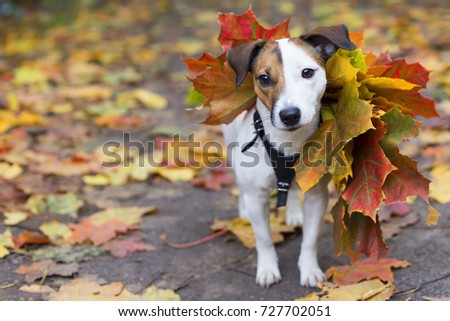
(227, 40, 266, 87)
(300, 24, 356, 60)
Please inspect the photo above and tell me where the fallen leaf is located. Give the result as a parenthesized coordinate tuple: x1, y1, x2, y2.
(381, 212, 419, 239)
(0, 228, 14, 258)
(48, 278, 180, 301)
(31, 244, 104, 263)
(3, 211, 28, 226)
(0, 162, 23, 180)
(87, 206, 156, 226)
(94, 114, 142, 129)
(27, 192, 84, 217)
(211, 214, 295, 248)
(15, 260, 79, 282)
(192, 168, 234, 190)
(39, 220, 73, 243)
(103, 234, 156, 258)
(66, 220, 130, 246)
(133, 89, 168, 109)
(154, 167, 196, 182)
(48, 278, 123, 301)
(325, 257, 411, 285)
(58, 85, 112, 100)
(117, 285, 180, 301)
(67, 206, 155, 245)
(19, 284, 56, 295)
(295, 279, 393, 301)
(13, 231, 51, 248)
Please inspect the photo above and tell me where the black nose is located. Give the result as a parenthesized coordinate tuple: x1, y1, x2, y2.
(279, 107, 301, 126)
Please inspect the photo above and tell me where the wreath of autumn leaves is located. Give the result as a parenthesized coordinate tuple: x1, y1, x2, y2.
(184, 7, 440, 260)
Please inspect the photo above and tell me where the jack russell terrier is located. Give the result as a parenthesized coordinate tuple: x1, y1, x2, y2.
(221, 25, 356, 287)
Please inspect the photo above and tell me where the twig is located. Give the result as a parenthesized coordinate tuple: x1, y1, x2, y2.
(174, 275, 194, 292)
(160, 229, 228, 249)
(393, 271, 450, 297)
(226, 267, 255, 278)
(0, 281, 18, 289)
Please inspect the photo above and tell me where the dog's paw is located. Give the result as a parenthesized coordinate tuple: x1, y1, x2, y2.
(256, 266, 282, 288)
(286, 211, 303, 226)
(299, 264, 325, 287)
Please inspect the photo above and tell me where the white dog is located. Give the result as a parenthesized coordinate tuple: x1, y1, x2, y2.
(221, 25, 356, 287)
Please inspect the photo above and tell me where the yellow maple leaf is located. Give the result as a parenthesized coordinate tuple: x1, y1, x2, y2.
(87, 206, 156, 227)
(0, 162, 23, 180)
(3, 211, 28, 226)
(117, 285, 180, 301)
(133, 89, 168, 109)
(295, 279, 393, 301)
(39, 220, 73, 243)
(154, 167, 196, 182)
(0, 228, 14, 259)
(211, 214, 296, 248)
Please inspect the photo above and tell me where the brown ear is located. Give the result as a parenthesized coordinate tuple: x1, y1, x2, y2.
(226, 40, 266, 87)
(300, 24, 356, 60)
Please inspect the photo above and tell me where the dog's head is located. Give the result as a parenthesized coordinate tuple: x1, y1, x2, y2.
(227, 25, 356, 131)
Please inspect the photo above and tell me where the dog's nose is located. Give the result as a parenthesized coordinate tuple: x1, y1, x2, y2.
(279, 107, 301, 126)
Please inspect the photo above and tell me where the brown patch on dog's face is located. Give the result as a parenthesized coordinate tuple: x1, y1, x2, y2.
(251, 41, 285, 111)
(288, 38, 326, 68)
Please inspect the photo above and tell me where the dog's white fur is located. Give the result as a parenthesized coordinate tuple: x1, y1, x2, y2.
(222, 39, 330, 287)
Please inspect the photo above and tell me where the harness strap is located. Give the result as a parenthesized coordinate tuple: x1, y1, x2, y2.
(241, 110, 300, 208)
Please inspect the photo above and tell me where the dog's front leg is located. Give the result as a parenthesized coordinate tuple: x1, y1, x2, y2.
(298, 175, 329, 287)
(286, 182, 304, 226)
(243, 189, 281, 287)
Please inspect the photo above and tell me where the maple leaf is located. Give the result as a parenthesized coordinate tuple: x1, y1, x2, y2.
(31, 244, 104, 263)
(217, 6, 291, 52)
(296, 279, 394, 301)
(66, 206, 155, 245)
(342, 119, 395, 219)
(0, 228, 14, 258)
(381, 58, 431, 87)
(26, 192, 84, 218)
(47, 278, 180, 301)
(211, 214, 295, 248)
(3, 211, 28, 226)
(13, 231, 51, 248)
(102, 233, 156, 258)
(15, 260, 79, 283)
(190, 62, 256, 125)
(426, 205, 441, 226)
(332, 200, 388, 260)
(380, 107, 430, 204)
(325, 257, 411, 285)
(48, 278, 124, 301)
(192, 167, 234, 190)
(39, 220, 73, 244)
(296, 79, 373, 192)
(66, 220, 131, 246)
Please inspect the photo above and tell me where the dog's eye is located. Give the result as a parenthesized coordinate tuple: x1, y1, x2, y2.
(302, 68, 315, 79)
(257, 74, 271, 86)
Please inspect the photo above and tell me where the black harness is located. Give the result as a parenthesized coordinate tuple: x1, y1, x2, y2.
(241, 110, 300, 208)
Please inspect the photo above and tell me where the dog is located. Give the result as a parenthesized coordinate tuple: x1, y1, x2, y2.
(221, 25, 356, 287)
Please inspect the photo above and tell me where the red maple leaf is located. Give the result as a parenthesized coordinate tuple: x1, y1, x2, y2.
(342, 119, 395, 220)
(217, 6, 290, 52)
